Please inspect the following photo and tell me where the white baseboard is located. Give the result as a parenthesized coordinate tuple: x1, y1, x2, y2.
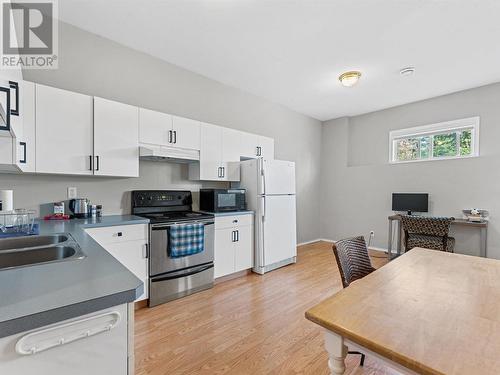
(297, 238, 323, 246)
(306, 238, 392, 255)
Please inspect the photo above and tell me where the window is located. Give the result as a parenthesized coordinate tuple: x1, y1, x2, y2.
(389, 117, 479, 163)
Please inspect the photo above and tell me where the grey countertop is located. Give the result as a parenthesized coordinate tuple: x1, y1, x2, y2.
(200, 210, 254, 217)
(0, 215, 149, 338)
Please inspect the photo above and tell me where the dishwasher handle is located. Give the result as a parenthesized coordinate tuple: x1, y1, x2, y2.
(15, 310, 121, 356)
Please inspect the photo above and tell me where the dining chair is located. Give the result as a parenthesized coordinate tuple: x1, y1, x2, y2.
(400, 215, 455, 253)
(332, 236, 376, 366)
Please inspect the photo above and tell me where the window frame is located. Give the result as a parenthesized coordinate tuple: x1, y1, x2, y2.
(389, 117, 480, 164)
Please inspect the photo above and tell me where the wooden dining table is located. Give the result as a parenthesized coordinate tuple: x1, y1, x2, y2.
(305, 248, 500, 375)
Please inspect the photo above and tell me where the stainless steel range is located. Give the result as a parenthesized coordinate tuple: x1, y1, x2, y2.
(131, 190, 215, 307)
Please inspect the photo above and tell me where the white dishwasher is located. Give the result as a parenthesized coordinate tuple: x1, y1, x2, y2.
(0, 304, 131, 375)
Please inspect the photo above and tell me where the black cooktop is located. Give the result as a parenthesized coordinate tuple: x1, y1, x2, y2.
(138, 211, 214, 224)
(131, 190, 214, 224)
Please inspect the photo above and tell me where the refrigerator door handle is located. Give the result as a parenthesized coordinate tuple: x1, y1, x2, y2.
(261, 196, 266, 220)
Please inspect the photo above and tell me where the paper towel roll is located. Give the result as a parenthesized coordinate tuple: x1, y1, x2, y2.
(0, 190, 13, 212)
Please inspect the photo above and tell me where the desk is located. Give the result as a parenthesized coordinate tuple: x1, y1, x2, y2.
(305, 249, 500, 375)
(388, 214, 488, 260)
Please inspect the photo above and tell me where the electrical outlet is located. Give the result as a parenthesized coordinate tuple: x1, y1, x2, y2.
(67, 187, 77, 199)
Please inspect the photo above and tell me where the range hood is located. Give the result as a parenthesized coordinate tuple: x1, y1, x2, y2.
(139, 145, 199, 163)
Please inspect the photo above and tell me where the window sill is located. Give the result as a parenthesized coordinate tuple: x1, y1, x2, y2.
(389, 154, 480, 165)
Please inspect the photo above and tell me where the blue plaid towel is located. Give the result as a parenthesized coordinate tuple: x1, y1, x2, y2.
(169, 223, 205, 258)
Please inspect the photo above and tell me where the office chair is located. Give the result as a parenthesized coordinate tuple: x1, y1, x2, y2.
(400, 216, 455, 253)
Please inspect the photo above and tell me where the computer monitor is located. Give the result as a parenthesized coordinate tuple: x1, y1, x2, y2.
(392, 193, 429, 215)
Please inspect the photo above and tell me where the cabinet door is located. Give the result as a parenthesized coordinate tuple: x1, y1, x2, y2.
(105, 240, 149, 301)
(221, 128, 244, 161)
(234, 225, 253, 272)
(220, 161, 240, 182)
(199, 123, 223, 180)
(35, 84, 93, 175)
(172, 116, 200, 150)
(17, 81, 35, 172)
(139, 108, 171, 146)
(94, 97, 139, 177)
(214, 228, 235, 278)
(259, 136, 274, 159)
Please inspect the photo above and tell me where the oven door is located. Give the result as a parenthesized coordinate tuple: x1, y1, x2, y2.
(149, 219, 214, 276)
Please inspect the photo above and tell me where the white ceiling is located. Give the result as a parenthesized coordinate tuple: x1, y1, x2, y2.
(58, 0, 500, 121)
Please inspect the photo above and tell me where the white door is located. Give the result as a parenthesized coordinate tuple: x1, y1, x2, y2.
(94, 97, 139, 177)
(18, 81, 35, 172)
(139, 108, 171, 146)
(214, 227, 235, 278)
(172, 116, 200, 150)
(105, 240, 148, 301)
(221, 127, 244, 161)
(199, 123, 222, 180)
(36, 84, 93, 175)
(262, 159, 296, 195)
(234, 224, 253, 272)
(262, 195, 297, 266)
(220, 161, 240, 182)
(259, 136, 275, 159)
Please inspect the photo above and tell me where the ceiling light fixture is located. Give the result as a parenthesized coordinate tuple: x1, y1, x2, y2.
(339, 71, 362, 87)
(400, 67, 416, 76)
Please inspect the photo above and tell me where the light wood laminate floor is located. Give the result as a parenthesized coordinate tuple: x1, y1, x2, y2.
(135, 241, 392, 375)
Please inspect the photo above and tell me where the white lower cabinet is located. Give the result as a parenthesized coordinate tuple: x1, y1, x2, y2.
(85, 224, 149, 301)
(0, 304, 131, 375)
(214, 214, 254, 278)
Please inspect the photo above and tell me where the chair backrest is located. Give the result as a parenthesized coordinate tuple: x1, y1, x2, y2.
(400, 215, 454, 236)
(332, 236, 374, 288)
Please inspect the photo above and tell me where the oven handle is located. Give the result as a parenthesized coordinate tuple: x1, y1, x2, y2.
(151, 221, 214, 230)
(151, 263, 214, 282)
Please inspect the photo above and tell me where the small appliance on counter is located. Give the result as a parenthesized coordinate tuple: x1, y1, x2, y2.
(199, 188, 246, 212)
(0, 190, 13, 212)
(69, 198, 89, 219)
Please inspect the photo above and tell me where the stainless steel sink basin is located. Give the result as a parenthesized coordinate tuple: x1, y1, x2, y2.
(0, 233, 85, 270)
(0, 234, 68, 251)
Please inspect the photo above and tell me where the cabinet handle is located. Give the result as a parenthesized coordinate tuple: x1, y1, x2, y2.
(173, 130, 177, 144)
(19, 141, 26, 164)
(221, 167, 225, 178)
(143, 244, 149, 258)
(217, 167, 221, 178)
(89, 155, 93, 171)
(168, 130, 172, 143)
(95, 155, 100, 171)
(236, 230, 239, 242)
(9, 81, 19, 116)
(231, 230, 236, 242)
(0, 86, 11, 131)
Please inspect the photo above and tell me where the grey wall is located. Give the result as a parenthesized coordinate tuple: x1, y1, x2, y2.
(0, 21, 323, 244)
(320, 83, 500, 259)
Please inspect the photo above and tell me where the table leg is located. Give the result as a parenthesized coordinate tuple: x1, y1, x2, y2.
(480, 227, 487, 258)
(388, 219, 393, 261)
(397, 220, 402, 256)
(324, 330, 347, 375)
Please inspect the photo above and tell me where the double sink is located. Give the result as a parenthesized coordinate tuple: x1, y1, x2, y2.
(0, 234, 86, 271)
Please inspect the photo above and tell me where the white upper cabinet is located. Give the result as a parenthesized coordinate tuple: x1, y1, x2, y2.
(189, 123, 240, 182)
(171, 116, 200, 150)
(36, 84, 93, 175)
(258, 135, 275, 159)
(17, 81, 35, 172)
(139, 108, 171, 146)
(139, 109, 200, 150)
(94, 97, 139, 177)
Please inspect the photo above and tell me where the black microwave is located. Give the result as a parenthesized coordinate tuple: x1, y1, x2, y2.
(199, 189, 246, 212)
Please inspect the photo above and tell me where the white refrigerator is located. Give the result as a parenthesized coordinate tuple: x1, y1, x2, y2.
(239, 158, 297, 274)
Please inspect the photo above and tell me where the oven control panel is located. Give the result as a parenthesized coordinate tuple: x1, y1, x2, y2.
(132, 190, 193, 207)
